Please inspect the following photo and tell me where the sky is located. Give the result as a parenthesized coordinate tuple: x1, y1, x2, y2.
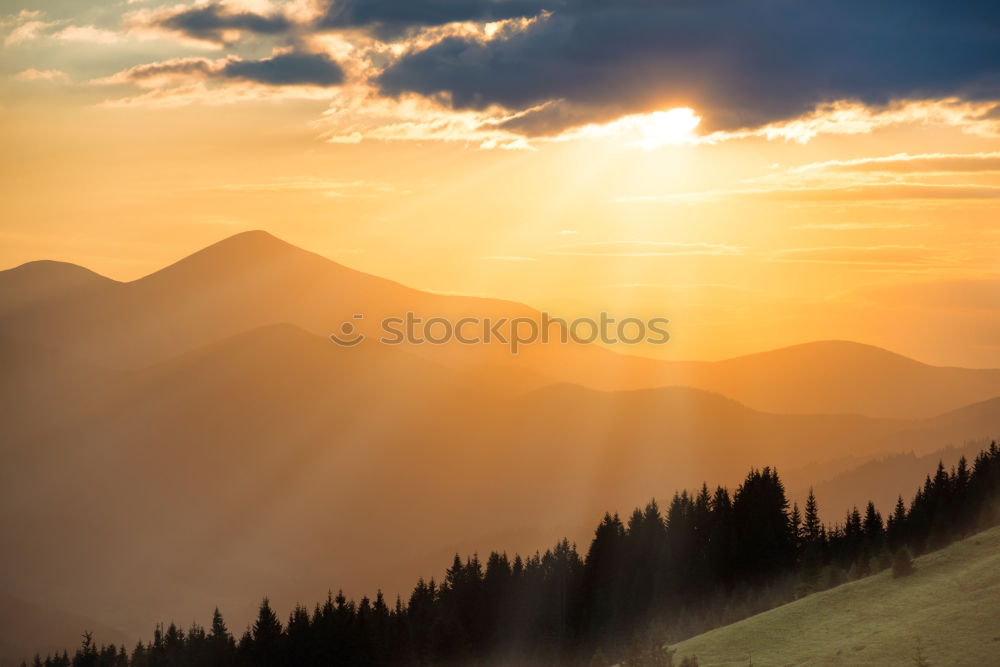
(2, 0, 999, 366)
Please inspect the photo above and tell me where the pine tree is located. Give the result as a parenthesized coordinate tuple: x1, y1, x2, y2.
(803, 488, 821, 544)
(732, 467, 794, 581)
(247, 598, 283, 666)
(863, 501, 883, 541)
(28, 442, 1000, 667)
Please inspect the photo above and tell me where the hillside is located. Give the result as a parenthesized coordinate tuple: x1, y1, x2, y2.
(2, 324, 999, 646)
(672, 526, 1000, 666)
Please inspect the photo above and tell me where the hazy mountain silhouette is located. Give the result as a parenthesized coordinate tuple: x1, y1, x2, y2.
(2, 323, 998, 654)
(0, 260, 116, 311)
(2, 231, 998, 418)
(2, 231, 999, 659)
(653, 340, 1000, 419)
(0, 231, 539, 371)
(792, 436, 997, 525)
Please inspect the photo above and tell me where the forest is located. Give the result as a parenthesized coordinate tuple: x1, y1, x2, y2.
(26, 442, 1000, 667)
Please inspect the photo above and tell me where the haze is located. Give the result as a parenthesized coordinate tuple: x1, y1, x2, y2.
(2, 1, 1000, 664)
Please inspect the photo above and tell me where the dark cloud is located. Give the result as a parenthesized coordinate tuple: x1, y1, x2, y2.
(375, 0, 1000, 134)
(117, 58, 218, 81)
(158, 4, 293, 44)
(116, 52, 344, 88)
(221, 52, 344, 86)
(319, 0, 551, 38)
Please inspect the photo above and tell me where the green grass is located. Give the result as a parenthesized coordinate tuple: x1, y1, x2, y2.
(671, 526, 1000, 666)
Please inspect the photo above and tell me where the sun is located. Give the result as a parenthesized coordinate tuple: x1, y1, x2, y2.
(555, 106, 702, 149)
(633, 107, 702, 150)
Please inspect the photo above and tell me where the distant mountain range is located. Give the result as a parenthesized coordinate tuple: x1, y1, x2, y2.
(1, 231, 998, 661)
(3, 230, 999, 417)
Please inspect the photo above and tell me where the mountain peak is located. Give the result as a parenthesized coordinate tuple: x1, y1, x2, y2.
(201, 229, 297, 256)
(0, 260, 116, 311)
(725, 339, 925, 369)
(136, 229, 325, 286)
(218, 229, 283, 243)
(2, 259, 113, 282)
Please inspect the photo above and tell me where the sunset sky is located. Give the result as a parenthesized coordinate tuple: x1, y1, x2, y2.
(2, 0, 999, 366)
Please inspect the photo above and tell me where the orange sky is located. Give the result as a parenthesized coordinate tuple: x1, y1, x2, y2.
(2, 3, 999, 367)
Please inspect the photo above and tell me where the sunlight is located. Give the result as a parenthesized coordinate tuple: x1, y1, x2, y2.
(633, 108, 702, 149)
(558, 107, 702, 149)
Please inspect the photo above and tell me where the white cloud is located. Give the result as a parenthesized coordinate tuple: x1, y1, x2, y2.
(317, 84, 535, 150)
(701, 99, 1000, 145)
(2, 10, 56, 46)
(53, 25, 123, 44)
(15, 68, 70, 82)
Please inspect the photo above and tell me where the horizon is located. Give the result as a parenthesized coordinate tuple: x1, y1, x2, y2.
(4, 228, 998, 369)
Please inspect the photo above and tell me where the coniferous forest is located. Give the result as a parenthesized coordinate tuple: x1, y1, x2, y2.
(27, 442, 1000, 667)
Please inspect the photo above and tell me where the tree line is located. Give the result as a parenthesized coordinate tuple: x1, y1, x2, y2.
(26, 441, 1000, 666)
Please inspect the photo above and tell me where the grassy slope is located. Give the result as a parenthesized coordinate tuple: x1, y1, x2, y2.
(672, 526, 1000, 666)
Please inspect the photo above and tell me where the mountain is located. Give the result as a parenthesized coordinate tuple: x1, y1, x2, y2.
(0, 231, 540, 371)
(2, 323, 999, 647)
(0, 260, 116, 312)
(791, 436, 997, 524)
(672, 525, 1000, 666)
(2, 231, 999, 418)
(2, 231, 1000, 655)
(652, 340, 1000, 420)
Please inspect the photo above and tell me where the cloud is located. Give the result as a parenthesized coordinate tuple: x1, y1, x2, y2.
(316, 84, 535, 149)
(701, 99, 1000, 144)
(150, 3, 293, 45)
(791, 152, 1000, 175)
(2, 10, 55, 46)
(551, 107, 701, 149)
(102, 50, 344, 88)
(753, 184, 1000, 202)
(376, 0, 1000, 135)
(2, 11, 122, 47)
(619, 183, 1000, 204)
(15, 68, 70, 82)
(544, 241, 744, 257)
(101, 57, 219, 84)
(21, 1, 1000, 148)
(52, 25, 123, 44)
(223, 50, 343, 85)
(319, 0, 548, 39)
(791, 222, 923, 231)
(771, 245, 955, 267)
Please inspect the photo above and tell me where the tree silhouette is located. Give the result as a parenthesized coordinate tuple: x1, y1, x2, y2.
(30, 440, 1000, 667)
